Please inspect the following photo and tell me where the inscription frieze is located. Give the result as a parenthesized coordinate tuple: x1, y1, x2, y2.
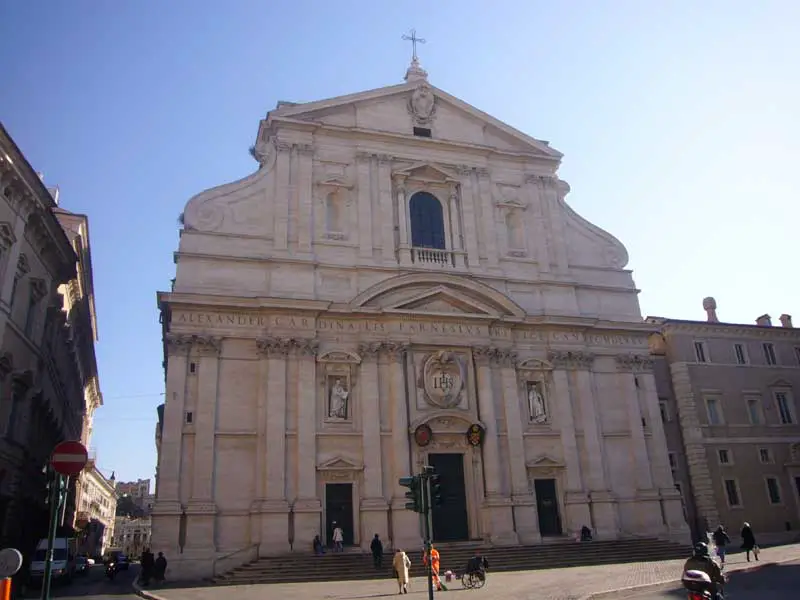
(172, 311, 648, 347)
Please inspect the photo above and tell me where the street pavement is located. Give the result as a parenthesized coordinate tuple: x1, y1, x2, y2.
(19, 563, 140, 599)
(133, 543, 800, 600)
(613, 559, 800, 599)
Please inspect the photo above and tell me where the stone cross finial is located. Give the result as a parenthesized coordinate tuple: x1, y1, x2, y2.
(402, 29, 426, 61)
(702, 297, 718, 323)
(402, 29, 428, 82)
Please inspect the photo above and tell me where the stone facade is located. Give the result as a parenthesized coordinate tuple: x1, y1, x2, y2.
(0, 124, 89, 557)
(649, 301, 800, 544)
(152, 60, 689, 580)
(76, 461, 117, 557)
(112, 515, 151, 557)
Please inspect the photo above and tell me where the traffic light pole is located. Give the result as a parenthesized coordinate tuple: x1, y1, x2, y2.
(41, 472, 65, 600)
(421, 472, 434, 600)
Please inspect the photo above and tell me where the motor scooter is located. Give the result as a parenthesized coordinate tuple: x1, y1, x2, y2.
(682, 569, 727, 599)
(106, 562, 117, 581)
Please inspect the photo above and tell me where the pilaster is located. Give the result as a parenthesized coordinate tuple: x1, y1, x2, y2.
(498, 351, 540, 543)
(447, 184, 466, 268)
(476, 169, 499, 268)
(377, 155, 394, 264)
(524, 175, 550, 272)
(457, 166, 480, 267)
(273, 141, 292, 250)
(294, 338, 322, 545)
(539, 176, 569, 273)
(393, 174, 411, 266)
(296, 144, 314, 254)
(356, 153, 373, 259)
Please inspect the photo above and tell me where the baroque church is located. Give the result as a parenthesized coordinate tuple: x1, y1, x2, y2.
(152, 52, 689, 579)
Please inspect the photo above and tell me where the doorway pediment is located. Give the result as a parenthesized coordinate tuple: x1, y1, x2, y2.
(526, 455, 564, 469)
(386, 286, 499, 317)
(394, 162, 459, 184)
(317, 456, 363, 471)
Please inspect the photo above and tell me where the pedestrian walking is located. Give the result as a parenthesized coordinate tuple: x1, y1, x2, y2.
(370, 534, 383, 569)
(740, 522, 759, 562)
(712, 525, 731, 566)
(332, 522, 344, 552)
(392, 549, 411, 594)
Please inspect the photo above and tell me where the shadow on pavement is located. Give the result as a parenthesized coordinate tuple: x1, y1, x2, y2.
(20, 565, 140, 598)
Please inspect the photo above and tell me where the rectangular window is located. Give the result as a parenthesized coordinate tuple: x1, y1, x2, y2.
(775, 392, 795, 425)
(413, 127, 432, 138)
(185, 411, 193, 424)
(795, 347, 800, 366)
(694, 341, 708, 363)
(718, 449, 731, 465)
(763, 343, 777, 365)
(724, 479, 742, 507)
(23, 294, 37, 337)
(746, 397, 764, 425)
(734, 343, 748, 365)
(659, 401, 670, 423)
(759, 448, 773, 464)
(706, 397, 723, 425)
(766, 477, 782, 504)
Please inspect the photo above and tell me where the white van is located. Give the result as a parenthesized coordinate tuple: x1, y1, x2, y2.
(30, 538, 77, 584)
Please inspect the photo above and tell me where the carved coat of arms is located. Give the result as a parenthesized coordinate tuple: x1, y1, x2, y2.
(420, 350, 465, 409)
(408, 84, 437, 125)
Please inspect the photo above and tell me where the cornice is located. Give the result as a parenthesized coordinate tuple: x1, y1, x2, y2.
(660, 321, 800, 341)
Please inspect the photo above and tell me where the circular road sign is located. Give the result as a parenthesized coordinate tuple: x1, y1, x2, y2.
(0, 547, 23, 578)
(50, 440, 89, 476)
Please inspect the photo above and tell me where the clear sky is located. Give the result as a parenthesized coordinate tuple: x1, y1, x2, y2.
(1, 1, 798, 483)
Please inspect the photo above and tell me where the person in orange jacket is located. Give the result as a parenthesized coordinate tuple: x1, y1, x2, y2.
(423, 545, 443, 591)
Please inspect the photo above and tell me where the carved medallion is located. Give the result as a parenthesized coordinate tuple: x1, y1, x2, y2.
(420, 350, 465, 409)
(408, 84, 437, 125)
(414, 424, 433, 447)
(466, 424, 484, 447)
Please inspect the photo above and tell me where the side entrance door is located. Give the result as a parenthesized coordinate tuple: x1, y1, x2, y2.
(428, 453, 470, 542)
(534, 479, 563, 536)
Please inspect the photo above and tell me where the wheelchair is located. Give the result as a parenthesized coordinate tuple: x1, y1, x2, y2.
(461, 570, 486, 589)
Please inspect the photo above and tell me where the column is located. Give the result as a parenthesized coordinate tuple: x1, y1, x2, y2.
(448, 184, 466, 268)
(499, 353, 540, 543)
(150, 334, 190, 557)
(549, 362, 591, 534)
(356, 153, 373, 259)
(252, 347, 269, 528)
(186, 336, 221, 562)
(256, 337, 291, 554)
(377, 156, 393, 263)
(379, 160, 396, 263)
(524, 176, 550, 272)
(574, 353, 619, 539)
(386, 343, 415, 550)
(616, 354, 661, 534)
(457, 167, 480, 267)
(358, 342, 388, 547)
(293, 339, 322, 545)
(273, 141, 292, 250)
(473, 347, 516, 544)
(394, 174, 411, 266)
(476, 169, 499, 269)
(296, 144, 314, 254)
(641, 366, 691, 540)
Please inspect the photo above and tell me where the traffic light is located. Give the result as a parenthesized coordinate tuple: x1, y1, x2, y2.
(399, 475, 422, 512)
(429, 474, 443, 507)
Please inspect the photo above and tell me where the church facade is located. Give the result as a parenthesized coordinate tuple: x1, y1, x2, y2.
(152, 58, 689, 579)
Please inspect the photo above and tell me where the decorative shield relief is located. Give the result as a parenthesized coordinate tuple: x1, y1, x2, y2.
(421, 350, 465, 409)
(466, 424, 484, 447)
(414, 424, 433, 447)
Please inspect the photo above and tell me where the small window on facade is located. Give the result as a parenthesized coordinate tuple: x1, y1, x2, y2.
(185, 411, 193, 424)
(734, 343, 748, 365)
(641, 417, 647, 428)
(758, 448, 773, 464)
(668, 452, 677, 470)
(189, 362, 196, 374)
(795, 347, 800, 366)
(659, 401, 670, 423)
(413, 127, 432, 138)
(694, 341, 708, 363)
(724, 479, 741, 507)
(718, 449, 731, 465)
(746, 397, 764, 425)
(775, 391, 795, 424)
(766, 477, 782, 504)
(763, 343, 777, 365)
(706, 397, 723, 425)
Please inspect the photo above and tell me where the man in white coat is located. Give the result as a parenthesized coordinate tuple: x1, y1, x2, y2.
(392, 549, 411, 594)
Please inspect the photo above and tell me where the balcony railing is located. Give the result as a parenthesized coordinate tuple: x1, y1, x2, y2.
(410, 247, 455, 267)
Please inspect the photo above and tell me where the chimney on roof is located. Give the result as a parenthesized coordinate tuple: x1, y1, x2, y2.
(702, 297, 718, 323)
(779, 314, 793, 328)
(756, 314, 772, 327)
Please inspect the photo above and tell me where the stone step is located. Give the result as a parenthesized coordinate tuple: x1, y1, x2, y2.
(210, 538, 690, 585)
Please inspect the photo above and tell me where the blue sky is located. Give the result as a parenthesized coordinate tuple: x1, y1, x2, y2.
(1, 1, 798, 482)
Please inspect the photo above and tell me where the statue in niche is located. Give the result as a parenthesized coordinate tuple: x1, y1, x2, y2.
(527, 381, 547, 423)
(328, 376, 350, 420)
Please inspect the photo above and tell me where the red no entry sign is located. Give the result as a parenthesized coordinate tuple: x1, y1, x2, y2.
(51, 440, 89, 476)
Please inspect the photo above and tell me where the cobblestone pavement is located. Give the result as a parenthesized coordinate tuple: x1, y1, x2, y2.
(613, 559, 800, 599)
(136, 544, 800, 600)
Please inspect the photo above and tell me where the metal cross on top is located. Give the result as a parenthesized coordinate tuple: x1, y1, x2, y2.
(402, 29, 426, 61)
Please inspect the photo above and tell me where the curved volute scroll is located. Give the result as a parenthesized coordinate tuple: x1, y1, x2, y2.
(181, 138, 277, 233)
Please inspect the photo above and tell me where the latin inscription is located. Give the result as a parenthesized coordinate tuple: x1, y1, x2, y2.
(172, 311, 646, 346)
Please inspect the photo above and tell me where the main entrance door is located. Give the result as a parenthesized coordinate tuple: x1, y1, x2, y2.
(428, 453, 469, 542)
(534, 479, 563, 536)
(325, 483, 354, 546)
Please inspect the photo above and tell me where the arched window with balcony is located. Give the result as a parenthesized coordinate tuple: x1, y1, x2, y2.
(409, 192, 445, 249)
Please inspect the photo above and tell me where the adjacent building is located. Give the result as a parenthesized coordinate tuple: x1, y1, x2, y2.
(112, 515, 152, 557)
(116, 478, 154, 515)
(76, 461, 117, 557)
(152, 57, 688, 580)
(649, 298, 800, 544)
(0, 123, 86, 557)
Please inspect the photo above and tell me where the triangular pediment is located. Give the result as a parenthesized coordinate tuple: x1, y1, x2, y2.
(266, 81, 561, 158)
(386, 286, 499, 317)
(526, 455, 564, 469)
(394, 162, 458, 183)
(317, 456, 363, 471)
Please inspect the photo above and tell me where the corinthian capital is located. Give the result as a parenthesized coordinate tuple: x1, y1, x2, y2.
(493, 348, 518, 368)
(165, 333, 193, 356)
(382, 342, 409, 361)
(547, 350, 594, 370)
(256, 336, 293, 358)
(357, 341, 383, 359)
(472, 346, 496, 365)
(615, 353, 653, 373)
(193, 335, 222, 356)
(293, 338, 320, 357)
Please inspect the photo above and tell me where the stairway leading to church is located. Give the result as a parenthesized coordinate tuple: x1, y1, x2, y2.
(210, 537, 690, 585)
